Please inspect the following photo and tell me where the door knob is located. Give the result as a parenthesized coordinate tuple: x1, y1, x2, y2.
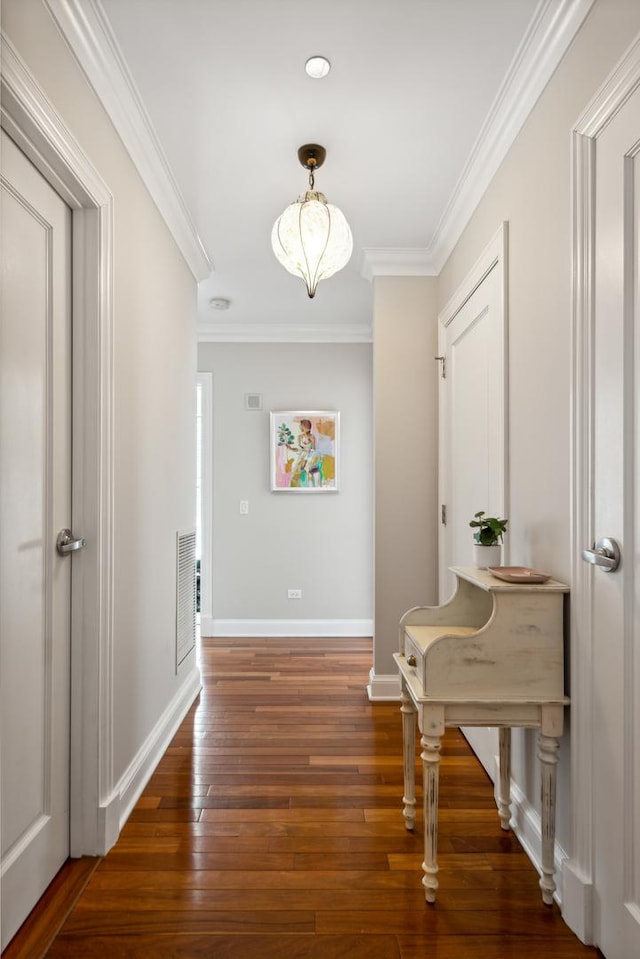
(56, 528, 86, 555)
(581, 537, 620, 572)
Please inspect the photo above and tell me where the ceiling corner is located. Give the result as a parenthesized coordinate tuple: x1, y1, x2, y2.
(44, 0, 212, 282)
(360, 248, 437, 281)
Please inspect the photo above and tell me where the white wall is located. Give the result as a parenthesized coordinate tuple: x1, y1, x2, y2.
(3, 0, 200, 843)
(437, 0, 640, 864)
(8, 0, 637, 887)
(198, 342, 373, 635)
(372, 277, 439, 693)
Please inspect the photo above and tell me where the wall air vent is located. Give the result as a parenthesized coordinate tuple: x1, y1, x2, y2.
(176, 529, 196, 670)
(245, 393, 263, 411)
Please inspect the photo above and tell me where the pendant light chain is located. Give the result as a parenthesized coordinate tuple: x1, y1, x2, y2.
(308, 163, 315, 191)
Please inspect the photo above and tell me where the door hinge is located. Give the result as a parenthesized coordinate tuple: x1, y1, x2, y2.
(435, 355, 446, 378)
(441, 504, 447, 526)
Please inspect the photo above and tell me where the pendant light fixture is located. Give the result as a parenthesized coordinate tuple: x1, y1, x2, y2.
(271, 144, 353, 298)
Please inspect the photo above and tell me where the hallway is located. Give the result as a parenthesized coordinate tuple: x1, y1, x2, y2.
(7, 638, 601, 958)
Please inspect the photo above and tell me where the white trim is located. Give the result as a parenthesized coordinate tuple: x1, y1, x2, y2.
(44, 0, 211, 282)
(0, 35, 108, 209)
(101, 669, 202, 851)
(366, 669, 401, 702)
(41, 2, 590, 322)
(196, 373, 213, 622)
(437, 222, 509, 598)
(360, 248, 436, 282)
(567, 30, 640, 946)
(575, 34, 640, 138)
(201, 618, 373, 638)
(562, 860, 594, 944)
(438, 222, 509, 329)
(428, 0, 595, 273)
(567, 121, 596, 944)
(1, 32, 115, 857)
(197, 322, 372, 344)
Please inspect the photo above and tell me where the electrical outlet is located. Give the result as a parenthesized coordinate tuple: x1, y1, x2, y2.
(287, 589, 302, 599)
(239, 500, 249, 514)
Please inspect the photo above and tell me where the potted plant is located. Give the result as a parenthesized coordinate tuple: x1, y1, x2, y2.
(469, 511, 508, 568)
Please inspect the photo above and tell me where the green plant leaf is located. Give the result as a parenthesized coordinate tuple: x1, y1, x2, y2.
(469, 511, 508, 544)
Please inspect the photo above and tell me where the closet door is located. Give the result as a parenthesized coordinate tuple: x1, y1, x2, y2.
(0, 129, 72, 949)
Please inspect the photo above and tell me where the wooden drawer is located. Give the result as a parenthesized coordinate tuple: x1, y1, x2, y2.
(404, 625, 478, 692)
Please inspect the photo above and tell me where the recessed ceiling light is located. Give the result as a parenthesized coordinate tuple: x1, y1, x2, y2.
(209, 297, 231, 311)
(305, 56, 331, 79)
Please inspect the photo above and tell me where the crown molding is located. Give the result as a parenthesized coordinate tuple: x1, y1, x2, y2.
(361, 2, 593, 282)
(428, 0, 595, 274)
(197, 322, 372, 344)
(42, 0, 593, 298)
(44, 0, 212, 282)
(360, 247, 437, 282)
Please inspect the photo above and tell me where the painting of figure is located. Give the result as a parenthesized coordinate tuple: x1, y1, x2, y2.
(270, 411, 339, 491)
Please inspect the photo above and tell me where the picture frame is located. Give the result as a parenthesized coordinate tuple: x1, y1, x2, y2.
(270, 411, 340, 492)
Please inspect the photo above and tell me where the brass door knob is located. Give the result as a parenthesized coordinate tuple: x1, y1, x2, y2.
(406, 655, 417, 667)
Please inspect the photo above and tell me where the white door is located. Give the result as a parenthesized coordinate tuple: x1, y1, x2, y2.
(438, 226, 507, 775)
(0, 129, 73, 948)
(439, 228, 508, 602)
(588, 83, 640, 959)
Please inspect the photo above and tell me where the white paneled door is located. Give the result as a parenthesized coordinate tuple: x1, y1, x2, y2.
(438, 227, 507, 603)
(438, 225, 507, 775)
(589, 82, 640, 959)
(0, 130, 72, 948)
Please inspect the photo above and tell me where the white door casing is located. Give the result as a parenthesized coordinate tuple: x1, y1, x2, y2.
(0, 129, 72, 949)
(1, 34, 116, 858)
(568, 33, 640, 956)
(437, 223, 508, 776)
(196, 372, 213, 624)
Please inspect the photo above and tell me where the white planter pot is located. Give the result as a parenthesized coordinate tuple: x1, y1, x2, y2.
(472, 543, 502, 569)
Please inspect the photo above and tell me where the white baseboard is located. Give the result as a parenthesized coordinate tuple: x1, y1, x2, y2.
(97, 666, 202, 853)
(493, 757, 568, 908)
(561, 860, 594, 944)
(201, 618, 373, 638)
(366, 668, 401, 701)
(97, 793, 121, 854)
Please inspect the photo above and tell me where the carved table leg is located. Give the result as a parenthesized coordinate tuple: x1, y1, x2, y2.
(400, 681, 417, 831)
(538, 732, 560, 905)
(498, 727, 512, 830)
(421, 731, 441, 903)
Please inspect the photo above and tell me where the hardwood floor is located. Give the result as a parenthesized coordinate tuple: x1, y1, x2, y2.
(6, 638, 602, 958)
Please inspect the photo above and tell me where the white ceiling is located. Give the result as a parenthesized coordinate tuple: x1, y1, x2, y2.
(55, 0, 591, 341)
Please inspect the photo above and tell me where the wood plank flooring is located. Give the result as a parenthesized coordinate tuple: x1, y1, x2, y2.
(7, 638, 602, 958)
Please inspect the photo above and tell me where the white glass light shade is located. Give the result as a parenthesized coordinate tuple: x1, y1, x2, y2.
(271, 190, 353, 298)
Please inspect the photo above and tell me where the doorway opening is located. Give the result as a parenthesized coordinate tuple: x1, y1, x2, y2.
(196, 373, 213, 630)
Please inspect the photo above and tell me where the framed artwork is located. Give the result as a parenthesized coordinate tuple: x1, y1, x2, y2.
(270, 411, 340, 492)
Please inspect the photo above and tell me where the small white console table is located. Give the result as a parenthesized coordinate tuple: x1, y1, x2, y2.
(394, 566, 570, 905)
